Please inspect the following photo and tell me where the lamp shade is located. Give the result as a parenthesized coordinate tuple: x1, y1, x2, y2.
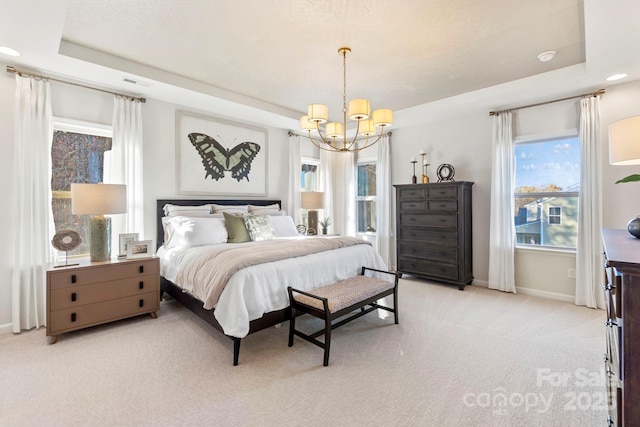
(325, 122, 343, 139)
(609, 116, 640, 165)
(348, 99, 370, 120)
(301, 191, 325, 209)
(372, 109, 393, 127)
(300, 115, 316, 131)
(71, 183, 127, 215)
(308, 104, 328, 124)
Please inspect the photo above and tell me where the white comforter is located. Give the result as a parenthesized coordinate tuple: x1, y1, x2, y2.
(158, 236, 387, 338)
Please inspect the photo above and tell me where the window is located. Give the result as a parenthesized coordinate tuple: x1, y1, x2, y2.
(51, 119, 113, 257)
(356, 160, 376, 234)
(514, 135, 579, 249)
(548, 207, 562, 224)
(301, 157, 321, 227)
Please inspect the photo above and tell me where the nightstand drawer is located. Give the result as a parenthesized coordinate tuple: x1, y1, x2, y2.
(48, 259, 159, 289)
(49, 274, 159, 310)
(49, 291, 159, 334)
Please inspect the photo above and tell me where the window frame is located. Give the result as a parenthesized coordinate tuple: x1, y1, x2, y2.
(513, 129, 579, 251)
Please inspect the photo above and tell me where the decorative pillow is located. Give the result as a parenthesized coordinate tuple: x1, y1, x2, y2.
(213, 204, 249, 215)
(269, 216, 299, 237)
(163, 204, 212, 217)
(248, 204, 280, 214)
(162, 216, 228, 248)
(223, 212, 252, 243)
(244, 215, 276, 241)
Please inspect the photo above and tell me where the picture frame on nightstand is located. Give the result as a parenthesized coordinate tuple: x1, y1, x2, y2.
(126, 240, 154, 259)
(118, 233, 139, 259)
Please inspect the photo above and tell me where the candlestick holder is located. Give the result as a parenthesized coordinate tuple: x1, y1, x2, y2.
(411, 160, 417, 184)
(421, 153, 429, 183)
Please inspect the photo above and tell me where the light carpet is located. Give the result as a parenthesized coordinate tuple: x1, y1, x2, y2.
(0, 277, 606, 426)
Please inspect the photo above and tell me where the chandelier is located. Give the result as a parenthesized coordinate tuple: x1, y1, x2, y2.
(300, 47, 393, 152)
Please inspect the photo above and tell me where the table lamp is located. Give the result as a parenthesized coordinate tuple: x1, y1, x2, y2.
(301, 191, 325, 235)
(71, 183, 127, 261)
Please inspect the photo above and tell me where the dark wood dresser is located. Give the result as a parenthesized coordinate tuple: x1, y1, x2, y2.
(394, 182, 473, 290)
(602, 228, 640, 426)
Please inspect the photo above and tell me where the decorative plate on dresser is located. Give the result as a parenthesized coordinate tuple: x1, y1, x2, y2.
(394, 182, 473, 290)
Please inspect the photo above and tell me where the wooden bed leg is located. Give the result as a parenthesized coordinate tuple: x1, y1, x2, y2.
(233, 338, 241, 366)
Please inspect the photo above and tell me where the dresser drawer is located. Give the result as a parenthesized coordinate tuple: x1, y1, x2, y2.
(48, 258, 159, 290)
(400, 213, 457, 228)
(397, 187, 426, 200)
(49, 274, 159, 311)
(398, 257, 458, 281)
(399, 200, 427, 212)
(49, 291, 159, 334)
(427, 200, 458, 212)
(427, 185, 458, 199)
(398, 227, 458, 245)
(399, 243, 458, 262)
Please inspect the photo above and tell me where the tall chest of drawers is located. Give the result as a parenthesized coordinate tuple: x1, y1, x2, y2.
(602, 229, 640, 426)
(46, 257, 160, 344)
(394, 182, 473, 290)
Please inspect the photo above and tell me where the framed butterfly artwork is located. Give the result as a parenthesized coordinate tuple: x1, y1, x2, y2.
(176, 111, 268, 195)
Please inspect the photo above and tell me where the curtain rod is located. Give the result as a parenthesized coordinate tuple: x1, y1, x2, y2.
(489, 88, 605, 116)
(5, 65, 146, 103)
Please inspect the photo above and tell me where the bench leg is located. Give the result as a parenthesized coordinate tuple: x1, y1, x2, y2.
(323, 316, 332, 366)
(233, 338, 241, 366)
(288, 307, 296, 347)
(393, 289, 399, 325)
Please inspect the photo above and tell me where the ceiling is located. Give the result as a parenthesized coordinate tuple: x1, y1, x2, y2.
(2, 0, 640, 128)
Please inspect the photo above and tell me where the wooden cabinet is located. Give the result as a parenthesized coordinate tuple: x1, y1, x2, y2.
(394, 182, 473, 290)
(602, 229, 640, 426)
(46, 257, 160, 343)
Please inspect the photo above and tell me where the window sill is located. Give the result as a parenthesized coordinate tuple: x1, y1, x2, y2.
(515, 245, 576, 256)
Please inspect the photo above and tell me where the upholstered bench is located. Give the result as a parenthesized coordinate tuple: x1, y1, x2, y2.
(287, 267, 400, 366)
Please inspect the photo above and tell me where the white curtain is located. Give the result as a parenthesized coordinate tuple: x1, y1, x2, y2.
(110, 96, 144, 244)
(575, 96, 604, 309)
(320, 149, 335, 232)
(488, 112, 516, 293)
(287, 134, 302, 224)
(376, 134, 392, 268)
(11, 75, 55, 333)
(329, 151, 356, 236)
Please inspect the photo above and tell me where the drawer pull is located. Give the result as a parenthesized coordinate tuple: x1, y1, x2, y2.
(71, 292, 77, 302)
(139, 265, 144, 274)
(139, 281, 144, 290)
(71, 274, 77, 284)
(71, 313, 76, 322)
(139, 299, 144, 308)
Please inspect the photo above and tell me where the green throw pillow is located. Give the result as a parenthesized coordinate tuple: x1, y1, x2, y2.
(223, 212, 251, 243)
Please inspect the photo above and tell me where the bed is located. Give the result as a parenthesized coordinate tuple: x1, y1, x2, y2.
(156, 199, 387, 365)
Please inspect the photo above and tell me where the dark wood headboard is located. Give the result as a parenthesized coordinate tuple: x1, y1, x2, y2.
(156, 199, 282, 249)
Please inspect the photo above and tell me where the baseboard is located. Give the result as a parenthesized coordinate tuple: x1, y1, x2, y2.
(515, 286, 574, 303)
(471, 279, 488, 288)
(0, 323, 13, 335)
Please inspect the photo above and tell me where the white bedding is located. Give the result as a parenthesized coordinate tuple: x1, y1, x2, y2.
(158, 236, 387, 338)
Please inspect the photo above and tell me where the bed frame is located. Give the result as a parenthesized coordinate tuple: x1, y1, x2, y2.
(156, 198, 288, 366)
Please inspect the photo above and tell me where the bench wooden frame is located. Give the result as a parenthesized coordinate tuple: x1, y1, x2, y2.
(287, 267, 400, 366)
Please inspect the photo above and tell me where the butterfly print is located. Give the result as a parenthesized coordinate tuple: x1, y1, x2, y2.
(188, 132, 261, 182)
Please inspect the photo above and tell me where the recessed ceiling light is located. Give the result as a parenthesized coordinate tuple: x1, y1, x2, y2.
(0, 46, 20, 57)
(537, 50, 556, 62)
(606, 73, 628, 81)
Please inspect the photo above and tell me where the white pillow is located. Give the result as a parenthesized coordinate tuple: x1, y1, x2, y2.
(269, 216, 299, 237)
(163, 204, 212, 217)
(244, 215, 276, 241)
(248, 204, 280, 214)
(212, 204, 249, 215)
(163, 216, 228, 248)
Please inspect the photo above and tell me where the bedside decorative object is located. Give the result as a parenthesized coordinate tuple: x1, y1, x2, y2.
(51, 230, 81, 268)
(118, 233, 139, 259)
(319, 216, 332, 235)
(437, 164, 455, 182)
(126, 240, 154, 259)
(411, 158, 418, 184)
(296, 224, 307, 235)
(71, 183, 127, 262)
(628, 216, 640, 238)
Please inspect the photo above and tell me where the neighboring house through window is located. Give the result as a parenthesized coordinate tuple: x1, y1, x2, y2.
(356, 158, 376, 238)
(51, 118, 113, 257)
(514, 133, 579, 249)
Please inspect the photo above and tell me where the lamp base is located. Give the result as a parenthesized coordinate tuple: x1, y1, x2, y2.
(308, 210, 318, 235)
(89, 216, 111, 262)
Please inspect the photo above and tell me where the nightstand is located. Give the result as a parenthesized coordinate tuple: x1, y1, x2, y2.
(46, 257, 160, 344)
